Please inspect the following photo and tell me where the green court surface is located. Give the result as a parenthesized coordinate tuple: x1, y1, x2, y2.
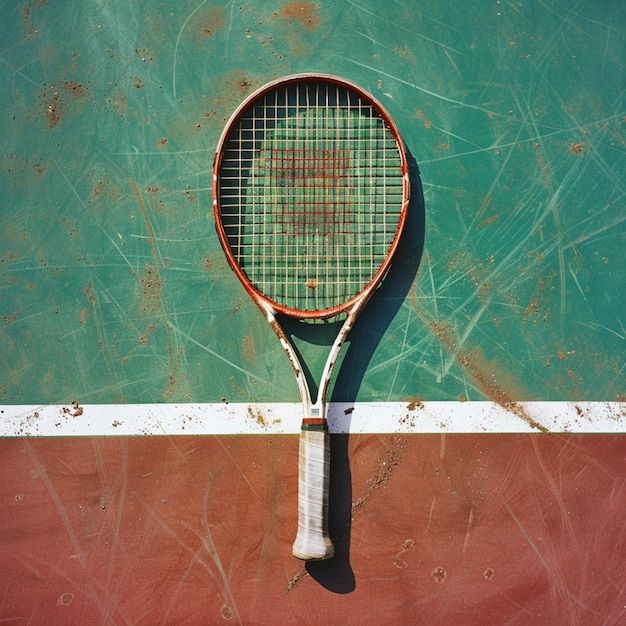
(1, 1, 624, 407)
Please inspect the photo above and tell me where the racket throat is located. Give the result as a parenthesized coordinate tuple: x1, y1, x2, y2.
(271, 311, 349, 415)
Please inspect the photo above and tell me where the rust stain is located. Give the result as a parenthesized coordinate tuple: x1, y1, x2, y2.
(139, 266, 161, 313)
(284, 568, 309, 593)
(247, 406, 267, 428)
(459, 349, 548, 432)
(61, 400, 83, 417)
(134, 46, 157, 63)
(84, 281, 95, 304)
(523, 270, 556, 322)
(570, 142, 583, 154)
(42, 88, 62, 129)
(399, 413, 416, 428)
(445, 250, 495, 306)
(40, 80, 88, 129)
(246, 405, 281, 429)
(196, 5, 225, 38)
(407, 399, 424, 411)
(22, 7, 38, 40)
(139, 322, 159, 345)
(129, 179, 160, 266)
(63, 80, 84, 96)
(223, 71, 255, 96)
(423, 314, 549, 432)
(279, 2, 321, 31)
(477, 214, 499, 229)
(129, 180, 190, 401)
(352, 436, 406, 511)
(2, 309, 21, 324)
(90, 177, 119, 205)
(401, 399, 424, 427)
(121, 322, 160, 363)
(241, 328, 257, 364)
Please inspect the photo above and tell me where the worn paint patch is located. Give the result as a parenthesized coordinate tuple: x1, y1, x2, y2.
(425, 317, 549, 432)
(279, 2, 321, 31)
(196, 5, 225, 38)
(352, 435, 407, 511)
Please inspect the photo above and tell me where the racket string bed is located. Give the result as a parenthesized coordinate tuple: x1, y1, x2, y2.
(218, 81, 404, 313)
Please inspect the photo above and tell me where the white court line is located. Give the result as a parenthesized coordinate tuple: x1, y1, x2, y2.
(0, 402, 624, 436)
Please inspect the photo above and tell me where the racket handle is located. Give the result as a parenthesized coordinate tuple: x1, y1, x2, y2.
(292, 423, 335, 560)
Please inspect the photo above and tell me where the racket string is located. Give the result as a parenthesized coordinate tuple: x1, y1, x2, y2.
(219, 81, 404, 311)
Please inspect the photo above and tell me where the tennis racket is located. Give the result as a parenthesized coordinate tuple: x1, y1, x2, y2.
(213, 74, 410, 560)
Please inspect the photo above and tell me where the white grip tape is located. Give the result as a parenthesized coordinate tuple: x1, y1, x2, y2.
(292, 426, 335, 560)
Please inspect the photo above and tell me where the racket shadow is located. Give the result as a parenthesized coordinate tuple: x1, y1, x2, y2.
(331, 150, 425, 406)
(305, 151, 425, 592)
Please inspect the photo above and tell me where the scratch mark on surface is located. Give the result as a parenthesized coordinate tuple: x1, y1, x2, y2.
(84, 279, 124, 402)
(347, 0, 465, 57)
(167, 321, 270, 382)
(575, 321, 625, 341)
(353, 436, 405, 512)
(427, 495, 436, 532)
(102, 228, 137, 275)
(393, 538, 415, 568)
(463, 505, 475, 553)
(422, 250, 446, 382)
(104, 442, 129, 592)
(530, 438, 581, 554)
(386, 310, 411, 400)
(348, 60, 497, 116)
(129, 178, 164, 268)
(54, 161, 87, 210)
(567, 263, 587, 302)
(215, 436, 259, 498)
(439, 433, 446, 463)
(2, 55, 42, 89)
(419, 112, 625, 164)
(441, 294, 491, 379)
(143, 502, 242, 624)
(172, 0, 208, 101)
(200, 481, 242, 624)
(97, 442, 133, 625)
(505, 502, 547, 568)
(161, 543, 208, 624)
(23, 443, 93, 590)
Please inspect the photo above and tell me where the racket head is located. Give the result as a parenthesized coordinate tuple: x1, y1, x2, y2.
(213, 73, 410, 319)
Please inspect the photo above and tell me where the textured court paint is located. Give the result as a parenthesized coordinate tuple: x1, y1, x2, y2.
(1, 0, 624, 407)
(1, 434, 626, 623)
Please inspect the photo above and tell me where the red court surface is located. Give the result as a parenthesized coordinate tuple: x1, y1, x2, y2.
(1, 433, 624, 624)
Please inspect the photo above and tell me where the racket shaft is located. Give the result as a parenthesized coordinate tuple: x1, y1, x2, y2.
(292, 425, 334, 560)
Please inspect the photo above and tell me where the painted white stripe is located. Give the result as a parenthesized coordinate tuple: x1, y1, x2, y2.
(1, 402, 624, 436)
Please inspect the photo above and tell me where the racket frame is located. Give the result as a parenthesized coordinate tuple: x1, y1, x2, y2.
(212, 73, 410, 560)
